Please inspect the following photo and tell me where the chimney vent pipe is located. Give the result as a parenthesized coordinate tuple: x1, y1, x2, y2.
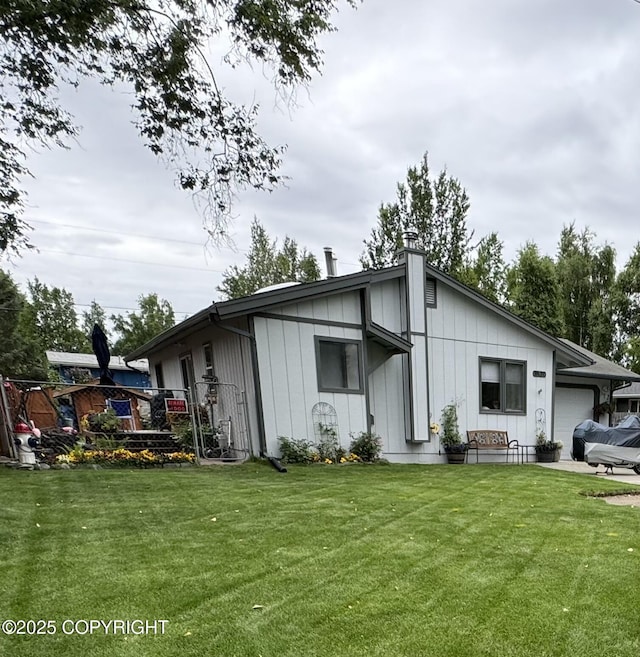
(324, 247, 337, 278)
(403, 231, 418, 249)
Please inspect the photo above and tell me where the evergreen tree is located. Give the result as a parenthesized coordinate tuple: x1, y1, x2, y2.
(111, 293, 175, 355)
(26, 278, 89, 352)
(0, 270, 48, 379)
(555, 224, 616, 356)
(507, 242, 564, 336)
(218, 219, 321, 299)
(613, 243, 640, 371)
(458, 232, 508, 304)
(360, 152, 472, 275)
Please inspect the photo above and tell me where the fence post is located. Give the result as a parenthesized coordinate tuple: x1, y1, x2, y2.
(0, 376, 16, 459)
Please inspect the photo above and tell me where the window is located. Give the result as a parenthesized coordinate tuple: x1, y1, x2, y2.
(480, 358, 526, 413)
(616, 399, 629, 413)
(180, 353, 195, 391)
(154, 363, 165, 389)
(203, 343, 214, 379)
(315, 337, 363, 393)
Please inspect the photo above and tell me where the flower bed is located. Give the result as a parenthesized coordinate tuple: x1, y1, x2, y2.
(56, 448, 195, 468)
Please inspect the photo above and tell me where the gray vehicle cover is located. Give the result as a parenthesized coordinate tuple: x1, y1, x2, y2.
(572, 416, 640, 464)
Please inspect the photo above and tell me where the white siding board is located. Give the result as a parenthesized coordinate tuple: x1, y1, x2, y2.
(370, 280, 403, 334)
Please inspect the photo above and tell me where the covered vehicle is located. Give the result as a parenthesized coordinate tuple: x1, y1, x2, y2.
(572, 416, 640, 474)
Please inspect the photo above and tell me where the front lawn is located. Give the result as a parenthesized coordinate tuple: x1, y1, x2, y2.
(1, 463, 639, 657)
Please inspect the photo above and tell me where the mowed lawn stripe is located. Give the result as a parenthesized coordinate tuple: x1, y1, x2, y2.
(0, 463, 638, 657)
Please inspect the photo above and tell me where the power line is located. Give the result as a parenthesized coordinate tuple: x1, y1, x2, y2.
(29, 218, 250, 252)
(36, 249, 226, 273)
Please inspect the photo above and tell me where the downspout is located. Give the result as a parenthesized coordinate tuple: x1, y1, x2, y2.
(550, 350, 556, 442)
(210, 314, 267, 457)
(360, 289, 372, 435)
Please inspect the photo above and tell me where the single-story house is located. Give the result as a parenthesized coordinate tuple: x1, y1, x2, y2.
(47, 351, 150, 388)
(612, 382, 640, 425)
(125, 236, 640, 463)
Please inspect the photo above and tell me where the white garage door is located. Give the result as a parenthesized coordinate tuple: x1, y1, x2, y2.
(554, 387, 594, 460)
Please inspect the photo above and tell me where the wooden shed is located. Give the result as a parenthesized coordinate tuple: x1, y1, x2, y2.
(52, 381, 151, 431)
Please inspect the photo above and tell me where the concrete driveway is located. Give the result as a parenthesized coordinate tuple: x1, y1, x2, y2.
(538, 460, 640, 486)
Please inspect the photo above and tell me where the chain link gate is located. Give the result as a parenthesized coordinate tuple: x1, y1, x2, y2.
(193, 381, 252, 461)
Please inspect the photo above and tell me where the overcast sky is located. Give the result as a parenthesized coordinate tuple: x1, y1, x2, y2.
(4, 0, 640, 326)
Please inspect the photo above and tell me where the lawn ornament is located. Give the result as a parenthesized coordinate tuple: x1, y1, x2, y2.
(13, 422, 39, 469)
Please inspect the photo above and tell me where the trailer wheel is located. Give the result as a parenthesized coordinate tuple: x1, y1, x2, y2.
(633, 465, 640, 475)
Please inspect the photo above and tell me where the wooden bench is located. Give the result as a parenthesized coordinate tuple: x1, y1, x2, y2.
(466, 430, 520, 463)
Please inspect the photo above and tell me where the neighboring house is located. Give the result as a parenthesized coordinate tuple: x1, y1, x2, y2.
(125, 237, 640, 463)
(612, 382, 640, 425)
(46, 351, 150, 388)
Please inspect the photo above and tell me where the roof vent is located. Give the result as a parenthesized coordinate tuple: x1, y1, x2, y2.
(324, 247, 338, 278)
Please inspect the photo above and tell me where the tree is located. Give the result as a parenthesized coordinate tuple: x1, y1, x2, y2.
(0, 269, 48, 379)
(0, 1, 356, 256)
(555, 224, 616, 356)
(111, 293, 175, 355)
(26, 278, 89, 352)
(613, 243, 640, 371)
(360, 152, 472, 275)
(81, 301, 109, 343)
(458, 232, 508, 305)
(217, 218, 321, 299)
(506, 242, 565, 336)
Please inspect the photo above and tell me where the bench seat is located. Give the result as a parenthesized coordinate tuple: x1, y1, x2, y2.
(466, 430, 519, 463)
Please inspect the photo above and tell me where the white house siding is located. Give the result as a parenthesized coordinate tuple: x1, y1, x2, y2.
(368, 346, 406, 452)
(369, 278, 403, 333)
(147, 320, 261, 456)
(425, 283, 556, 455)
(268, 291, 362, 324)
(253, 311, 367, 457)
(367, 278, 408, 453)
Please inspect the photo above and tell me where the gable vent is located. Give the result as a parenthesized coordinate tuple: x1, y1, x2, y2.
(425, 278, 436, 307)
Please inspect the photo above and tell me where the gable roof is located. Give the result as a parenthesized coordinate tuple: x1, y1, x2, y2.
(124, 266, 404, 360)
(613, 382, 640, 397)
(555, 339, 640, 382)
(124, 256, 596, 370)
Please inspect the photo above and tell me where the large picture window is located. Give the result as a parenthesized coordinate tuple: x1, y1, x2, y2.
(480, 358, 526, 414)
(315, 337, 363, 394)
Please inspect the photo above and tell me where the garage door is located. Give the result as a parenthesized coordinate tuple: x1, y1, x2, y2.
(554, 387, 595, 460)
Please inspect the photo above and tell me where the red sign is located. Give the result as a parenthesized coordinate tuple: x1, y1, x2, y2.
(165, 398, 188, 414)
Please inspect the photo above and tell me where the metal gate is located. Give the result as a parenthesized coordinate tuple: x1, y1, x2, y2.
(193, 381, 252, 461)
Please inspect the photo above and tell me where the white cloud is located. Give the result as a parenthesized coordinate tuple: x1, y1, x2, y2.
(5, 0, 640, 321)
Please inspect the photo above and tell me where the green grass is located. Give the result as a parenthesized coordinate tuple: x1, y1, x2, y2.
(1, 463, 639, 657)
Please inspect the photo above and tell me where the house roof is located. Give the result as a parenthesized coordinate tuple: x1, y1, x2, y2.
(613, 382, 640, 397)
(555, 339, 640, 382)
(123, 255, 609, 374)
(124, 266, 405, 360)
(47, 351, 149, 372)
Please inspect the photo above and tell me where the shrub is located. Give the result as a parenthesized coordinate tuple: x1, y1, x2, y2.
(349, 432, 382, 462)
(440, 402, 463, 450)
(278, 436, 315, 463)
(86, 409, 121, 434)
(316, 433, 339, 462)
